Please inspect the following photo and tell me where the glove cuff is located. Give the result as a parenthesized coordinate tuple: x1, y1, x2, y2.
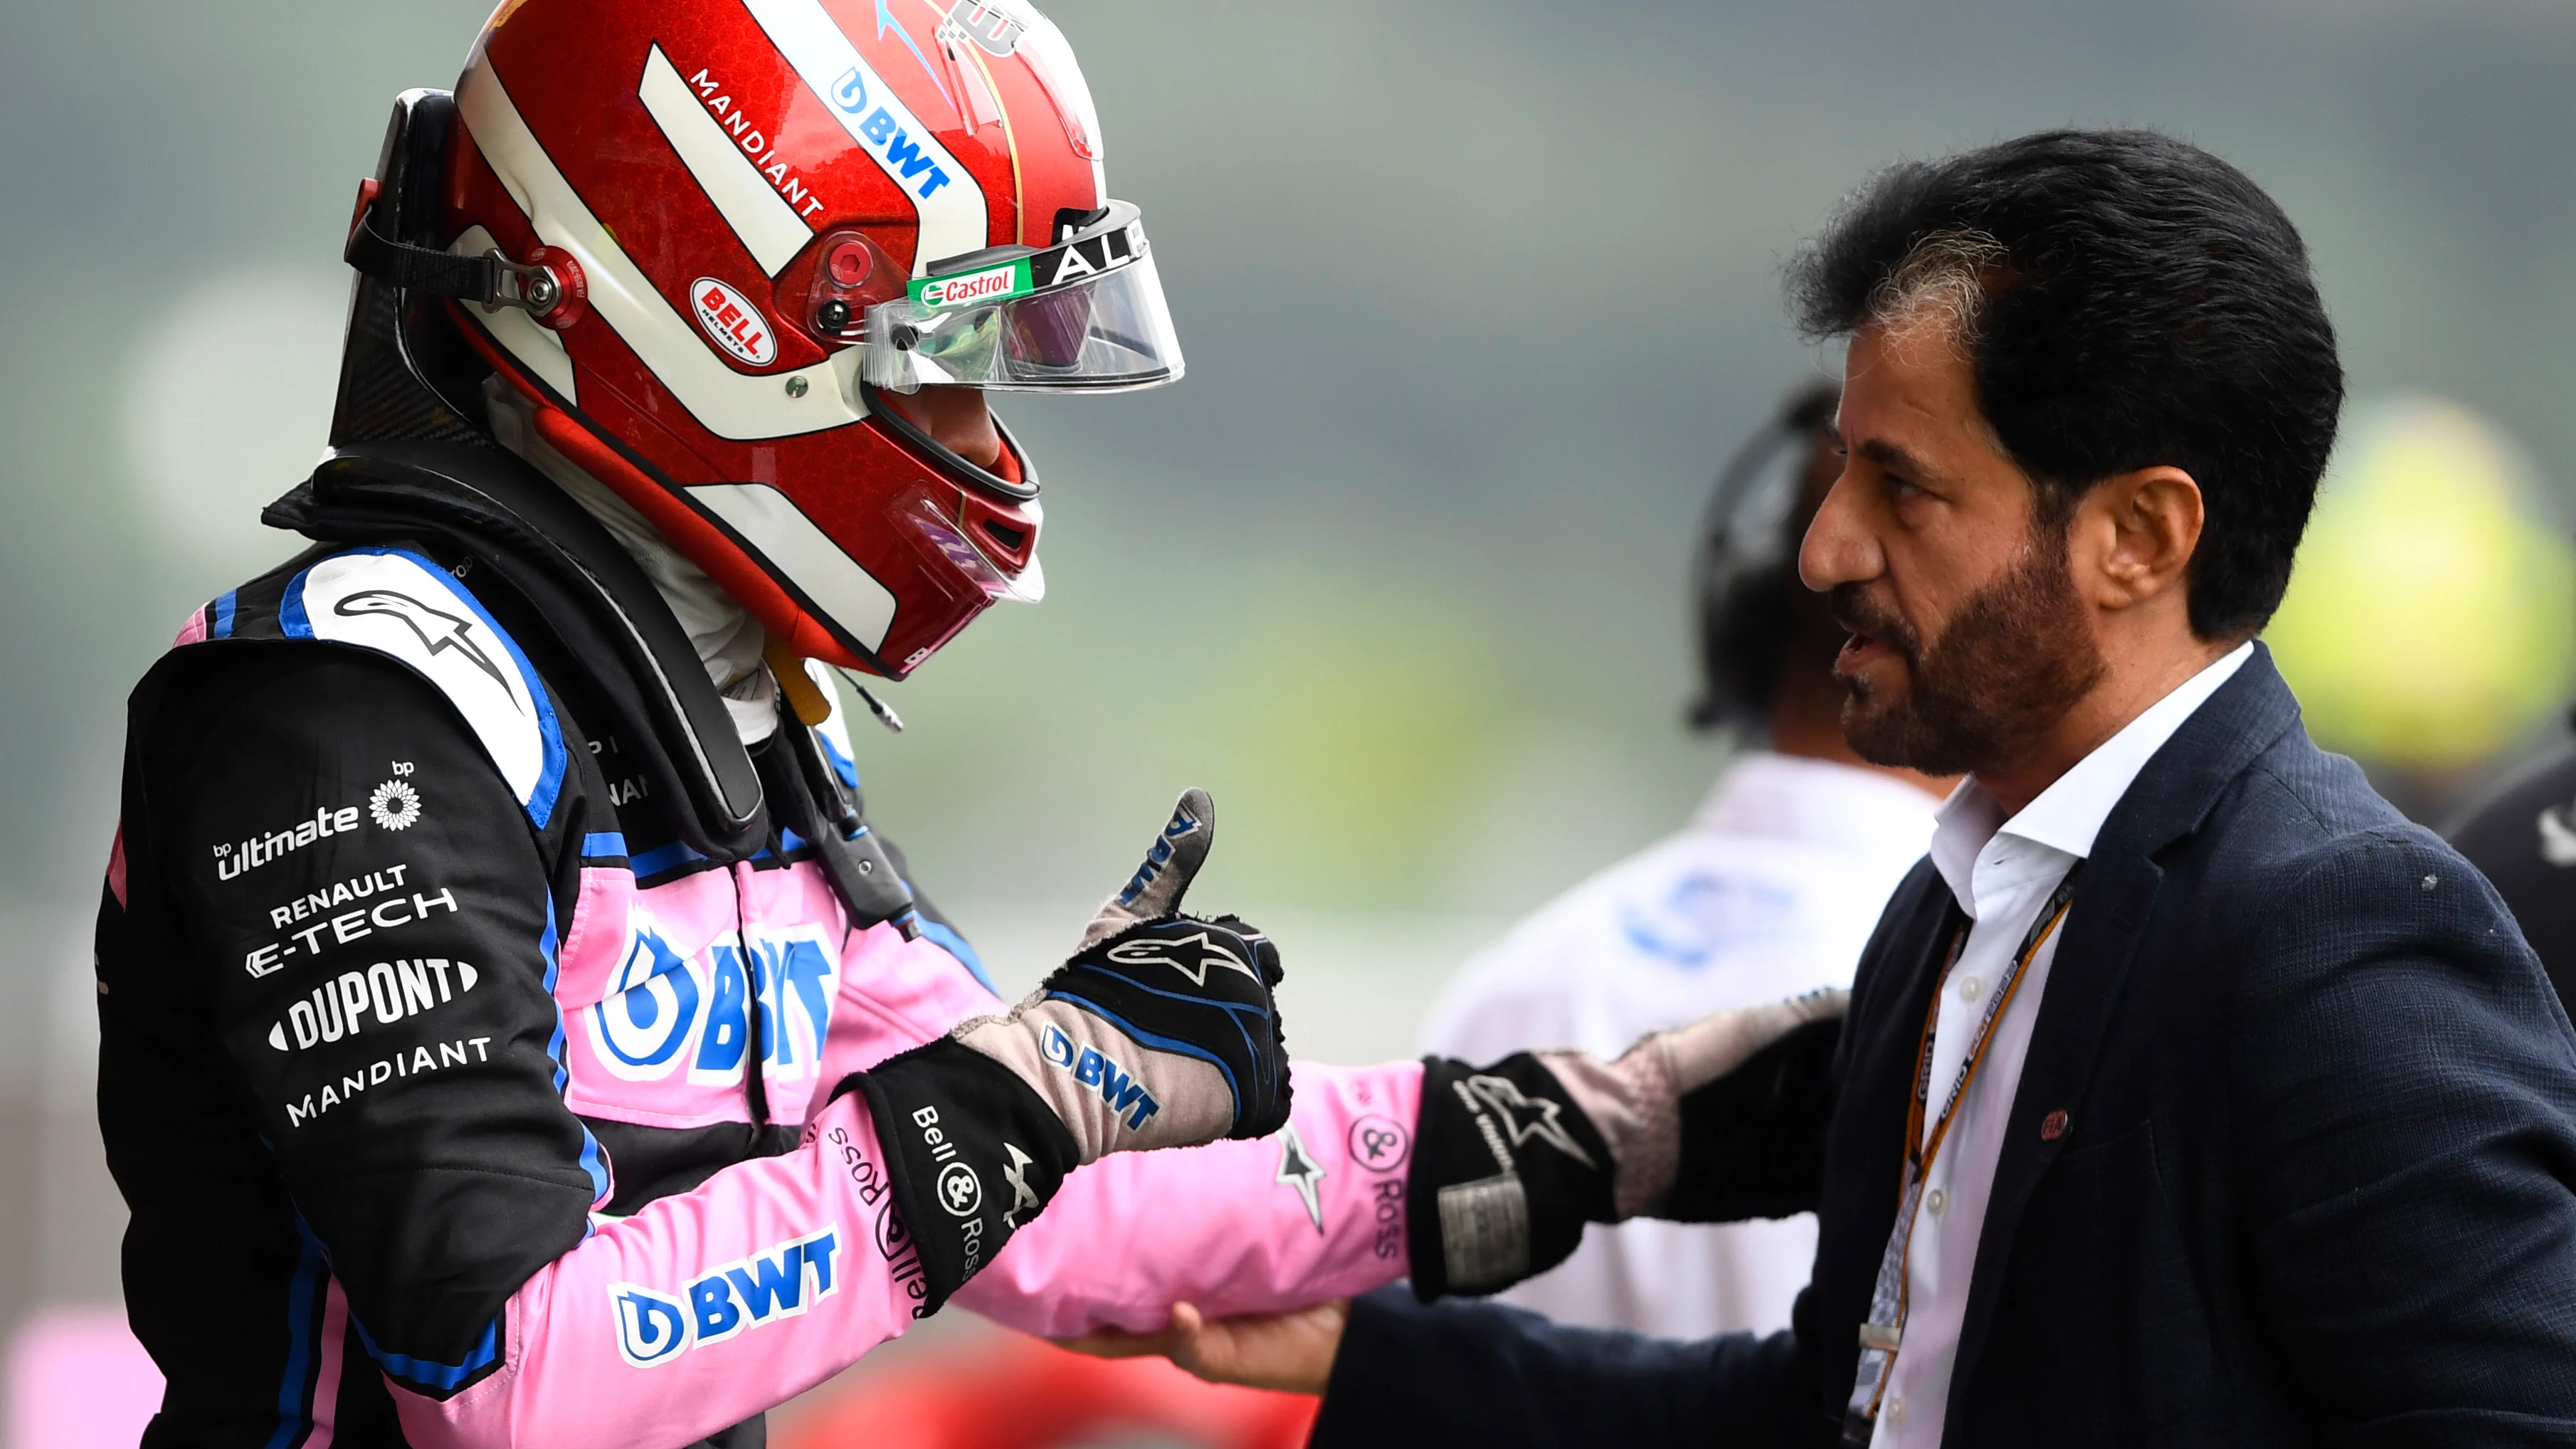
(1534, 1048, 1677, 1221)
(840, 1039, 1081, 1313)
(1405, 1055, 1614, 1302)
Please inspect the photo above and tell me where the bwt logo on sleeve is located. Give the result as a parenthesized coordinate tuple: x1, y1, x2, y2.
(1038, 1022, 1160, 1130)
(610, 1226, 840, 1369)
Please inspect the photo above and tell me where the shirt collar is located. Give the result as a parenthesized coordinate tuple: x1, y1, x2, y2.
(1929, 642, 2252, 914)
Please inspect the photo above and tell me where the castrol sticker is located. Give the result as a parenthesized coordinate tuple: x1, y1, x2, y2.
(914, 261, 1028, 310)
(690, 277, 777, 366)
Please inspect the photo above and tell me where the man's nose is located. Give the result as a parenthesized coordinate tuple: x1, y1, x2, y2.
(1798, 469, 1879, 592)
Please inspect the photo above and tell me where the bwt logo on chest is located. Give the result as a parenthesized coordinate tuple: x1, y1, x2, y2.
(584, 927, 840, 1087)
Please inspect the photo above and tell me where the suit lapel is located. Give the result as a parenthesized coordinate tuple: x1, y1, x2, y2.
(1939, 648, 2307, 1420)
(1810, 861, 1971, 1421)
(1943, 846, 2163, 1401)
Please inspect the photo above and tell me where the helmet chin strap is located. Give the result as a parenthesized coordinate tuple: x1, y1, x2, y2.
(484, 381, 782, 744)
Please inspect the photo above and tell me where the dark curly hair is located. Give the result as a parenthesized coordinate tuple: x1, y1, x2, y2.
(1788, 129, 2344, 641)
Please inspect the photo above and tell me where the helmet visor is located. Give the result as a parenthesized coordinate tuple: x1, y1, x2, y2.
(862, 203, 1183, 394)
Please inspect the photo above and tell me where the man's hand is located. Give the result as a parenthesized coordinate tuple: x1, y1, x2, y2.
(1056, 1299, 1351, 1396)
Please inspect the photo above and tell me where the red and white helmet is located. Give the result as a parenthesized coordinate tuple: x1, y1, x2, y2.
(414, 0, 1181, 677)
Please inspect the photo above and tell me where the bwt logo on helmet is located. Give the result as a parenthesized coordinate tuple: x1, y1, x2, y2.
(1039, 1022, 1160, 1129)
(827, 67, 954, 201)
(692, 278, 777, 366)
(609, 1226, 840, 1369)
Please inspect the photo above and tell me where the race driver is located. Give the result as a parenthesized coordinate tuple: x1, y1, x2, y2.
(96, 6, 1841, 1446)
(94, 4, 1437, 1445)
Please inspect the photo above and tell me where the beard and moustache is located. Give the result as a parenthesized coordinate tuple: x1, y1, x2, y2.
(1830, 527, 2106, 779)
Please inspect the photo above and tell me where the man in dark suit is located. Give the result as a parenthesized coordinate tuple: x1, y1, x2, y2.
(1092, 130, 2576, 1445)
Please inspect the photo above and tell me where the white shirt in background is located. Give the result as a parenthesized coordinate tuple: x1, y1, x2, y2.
(1869, 642, 2249, 1445)
(1418, 752, 1941, 1338)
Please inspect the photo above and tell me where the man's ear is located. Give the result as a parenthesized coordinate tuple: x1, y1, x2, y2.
(2074, 466, 2202, 611)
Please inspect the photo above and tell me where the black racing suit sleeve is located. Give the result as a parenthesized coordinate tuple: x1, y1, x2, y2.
(137, 646, 597, 1397)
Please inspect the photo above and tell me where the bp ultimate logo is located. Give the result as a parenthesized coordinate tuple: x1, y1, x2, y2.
(610, 1227, 840, 1369)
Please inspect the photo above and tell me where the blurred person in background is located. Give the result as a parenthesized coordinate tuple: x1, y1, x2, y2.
(2447, 712, 2576, 995)
(2249, 396, 2576, 999)
(1415, 381, 1946, 1339)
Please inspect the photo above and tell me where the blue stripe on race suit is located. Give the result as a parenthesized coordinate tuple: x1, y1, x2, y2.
(212, 591, 238, 640)
(350, 1313, 502, 1396)
(1041, 989, 1242, 1119)
(277, 577, 312, 640)
(278, 547, 570, 831)
(629, 840, 709, 878)
(580, 832, 630, 861)
(918, 918, 997, 996)
(261, 1221, 331, 1449)
(285, 1214, 505, 1400)
(540, 896, 614, 1205)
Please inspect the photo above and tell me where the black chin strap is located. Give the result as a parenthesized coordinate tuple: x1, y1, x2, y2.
(345, 211, 502, 304)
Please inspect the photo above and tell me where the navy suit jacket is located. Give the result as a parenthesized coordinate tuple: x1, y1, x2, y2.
(1317, 650, 2576, 1446)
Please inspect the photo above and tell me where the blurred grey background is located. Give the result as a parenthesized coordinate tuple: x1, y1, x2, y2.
(7, 0, 2576, 1431)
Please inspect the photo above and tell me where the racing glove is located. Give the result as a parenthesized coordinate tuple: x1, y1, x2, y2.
(1405, 988, 1846, 1299)
(848, 789, 1292, 1309)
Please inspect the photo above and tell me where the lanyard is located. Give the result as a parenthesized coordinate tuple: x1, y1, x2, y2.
(1841, 862, 2082, 1445)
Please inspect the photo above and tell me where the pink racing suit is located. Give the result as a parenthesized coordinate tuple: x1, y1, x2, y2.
(402, 873, 1423, 1448)
(102, 537, 1416, 1449)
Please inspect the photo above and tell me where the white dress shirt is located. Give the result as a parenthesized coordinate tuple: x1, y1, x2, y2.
(1870, 642, 2250, 1445)
(1420, 752, 1940, 1337)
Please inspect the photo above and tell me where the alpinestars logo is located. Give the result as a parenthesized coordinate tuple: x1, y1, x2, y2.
(369, 780, 422, 831)
(1105, 929, 1257, 988)
(1274, 1122, 1326, 1233)
(334, 590, 512, 698)
(1459, 1075, 1595, 1169)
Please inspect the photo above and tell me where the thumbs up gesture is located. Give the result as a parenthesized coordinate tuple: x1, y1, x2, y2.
(957, 789, 1293, 1156)
(840, 791, 1292, 1314)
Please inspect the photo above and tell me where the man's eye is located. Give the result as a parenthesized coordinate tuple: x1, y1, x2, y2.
(1888, 476, 1925, 501)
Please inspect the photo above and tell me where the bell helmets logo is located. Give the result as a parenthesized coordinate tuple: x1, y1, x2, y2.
(691, 278, 777, 366)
